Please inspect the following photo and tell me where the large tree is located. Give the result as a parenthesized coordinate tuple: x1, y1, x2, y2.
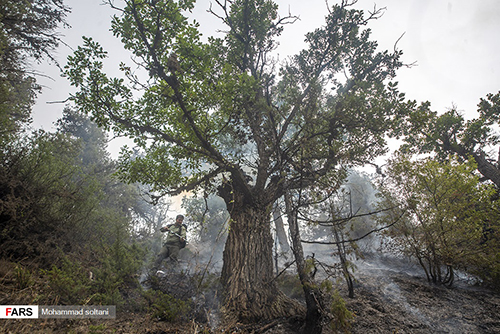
(65, 0, 405, 322)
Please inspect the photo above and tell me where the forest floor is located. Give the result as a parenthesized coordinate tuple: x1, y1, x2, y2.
(345, 254, 500, 334)
(1, 254, 499, 333)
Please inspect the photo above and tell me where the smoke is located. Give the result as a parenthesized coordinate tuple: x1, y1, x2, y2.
(178, 235, 227, 274)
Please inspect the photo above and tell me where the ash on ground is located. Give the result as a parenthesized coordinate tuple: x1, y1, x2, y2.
(135, 253, 500, 334)
(344, 254, 500, 334)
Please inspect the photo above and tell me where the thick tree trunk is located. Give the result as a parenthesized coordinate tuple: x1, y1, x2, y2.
(472, 151, 500, 189)
(219, 183, 304, 323)
(447, 144, 500, 189)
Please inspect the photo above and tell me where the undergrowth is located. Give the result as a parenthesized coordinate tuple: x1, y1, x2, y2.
(143, 289, 191, 322)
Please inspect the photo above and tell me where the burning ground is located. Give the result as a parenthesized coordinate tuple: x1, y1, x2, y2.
(93, 253, 500, 333)
(2, 247, 499, 333)
(345, 254, 500, 334)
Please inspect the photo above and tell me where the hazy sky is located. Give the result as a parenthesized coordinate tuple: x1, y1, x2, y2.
(32, 0, 500, 157)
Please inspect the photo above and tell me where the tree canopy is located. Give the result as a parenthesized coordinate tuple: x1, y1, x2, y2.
(0, 0, 69, 138)
(378, 153, 500, 288)
(65, 0, 404, 201)
(397, 91, 500, 188)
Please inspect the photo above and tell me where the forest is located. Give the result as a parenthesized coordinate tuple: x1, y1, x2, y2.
(0, 0, 499, 333)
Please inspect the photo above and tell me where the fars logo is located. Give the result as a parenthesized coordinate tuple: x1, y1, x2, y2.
(0, 305, 38, 318)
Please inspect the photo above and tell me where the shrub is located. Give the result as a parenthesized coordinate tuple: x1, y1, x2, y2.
(330, 289, 354, 333)
(42, 258, 91, 304)
(143, 289, 191, 322)
(14, 265, 33, 290)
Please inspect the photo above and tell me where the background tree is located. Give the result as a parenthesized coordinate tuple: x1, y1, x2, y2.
(64, 0, 406, 322)
(378, 153, 500, 287)
(0, 0, 150, 318)
(283, 169, 397, 332)
(272, 202, 291, 268)
(397, 91, 500, 188)
(0, 0, 69, 140)
(183, 195, 229, 272)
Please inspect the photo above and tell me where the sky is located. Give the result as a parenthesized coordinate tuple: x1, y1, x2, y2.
(32, 0, 500, 158)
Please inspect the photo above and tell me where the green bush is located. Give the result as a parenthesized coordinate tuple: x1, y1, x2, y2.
(41, 241, 145, 306)
(276, 273, 303, 300)
(330, 289, 354, 333)
(42, 258, 91, 304)
(143, 289, 191, 322)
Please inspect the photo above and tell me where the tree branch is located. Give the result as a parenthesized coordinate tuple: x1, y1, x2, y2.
(152, 166, 225, 199)
(301, 208, 405, 245)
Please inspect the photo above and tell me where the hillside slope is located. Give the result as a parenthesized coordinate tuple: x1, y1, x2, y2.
(1, 255, 499, 333)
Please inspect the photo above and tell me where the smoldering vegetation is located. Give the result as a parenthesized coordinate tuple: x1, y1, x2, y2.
(137, 170, 500, 333)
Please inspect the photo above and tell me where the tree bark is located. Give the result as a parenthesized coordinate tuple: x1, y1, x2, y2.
(333, 225, 355, 298)
(273, 205, 291, 256)
(472, 151, 500, 189)
(445, 142, 500, 189)
(284, 191, 325, 334)
(219, 182, 304, 323)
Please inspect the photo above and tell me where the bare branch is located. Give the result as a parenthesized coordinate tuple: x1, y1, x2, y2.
(301, 208, 405, 245)
(310, 206, 398, 226)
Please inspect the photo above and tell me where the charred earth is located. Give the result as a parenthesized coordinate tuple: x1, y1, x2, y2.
(1, 253, 499, 333)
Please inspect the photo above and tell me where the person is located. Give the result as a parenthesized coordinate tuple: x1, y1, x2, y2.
(153, 214, 187, 272)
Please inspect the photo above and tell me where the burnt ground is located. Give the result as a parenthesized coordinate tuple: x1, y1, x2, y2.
(1, 255, 499, 333)
(348, 269, 500, 333)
